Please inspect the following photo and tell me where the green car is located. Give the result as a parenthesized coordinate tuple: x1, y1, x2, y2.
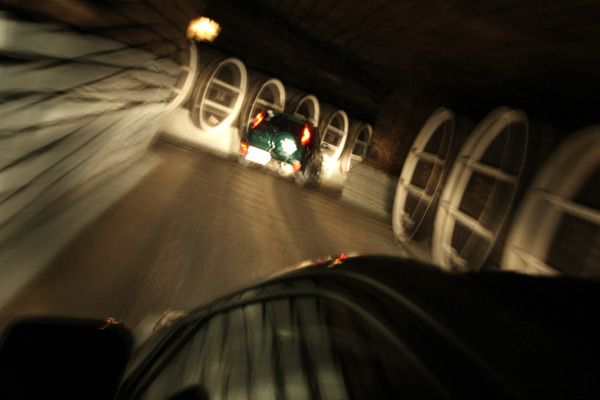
(238, 110, 323, 186)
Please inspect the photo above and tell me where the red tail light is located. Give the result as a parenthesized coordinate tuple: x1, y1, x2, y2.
(301, 125, 311, 146)
(239, 141, 248, 156)
(252, 112, 264, 129)
(292, 160, 301, 173)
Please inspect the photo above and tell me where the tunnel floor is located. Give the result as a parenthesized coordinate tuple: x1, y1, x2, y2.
(0, 137, 404, 330)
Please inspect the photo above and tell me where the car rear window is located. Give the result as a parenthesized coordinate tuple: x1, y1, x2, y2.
(270, 115, 305, 134)
(260, 114, 318, 147)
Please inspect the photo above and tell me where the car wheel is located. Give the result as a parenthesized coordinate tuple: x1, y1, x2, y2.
(294, 169, 306, 185)
(305, 159, 322, 187)
(237, 153, 249, 167)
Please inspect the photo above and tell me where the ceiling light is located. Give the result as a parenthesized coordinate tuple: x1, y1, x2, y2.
(187, 17, 221, 42)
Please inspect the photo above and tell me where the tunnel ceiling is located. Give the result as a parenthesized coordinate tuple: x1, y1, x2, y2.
(2, 0, 599, 124)
(208, 0, 600, 124)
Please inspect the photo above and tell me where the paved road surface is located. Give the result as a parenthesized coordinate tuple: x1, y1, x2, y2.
(0, 138, 404, 330)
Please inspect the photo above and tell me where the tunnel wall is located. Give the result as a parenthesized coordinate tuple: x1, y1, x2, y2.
(392, 108, 456, 245)
(340, 164, 397, 219)
(377, 88, 585, 273)
(0, 12, 187, 247)
(239, 74, 286, 134)
(158, 46, 247, 156)
(334, 90, 440, 218)
(343, 121, 373, 172)
(501, 126, 600, 278)
(284, 87, 320, 127)
(432, 108, 529, 272)
(319, 119, 373, 191)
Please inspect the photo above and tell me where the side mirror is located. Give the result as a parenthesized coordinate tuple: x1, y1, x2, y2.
(0, 317, 132, 400)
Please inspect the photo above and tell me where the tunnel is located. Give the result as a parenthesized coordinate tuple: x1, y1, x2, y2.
(290, 94, 320, 128)
(157, 47, 250, 154)
(432, 108, 529, 272)
(2, 0, 600, 366)
(501, 126, 600, 278)
(393, 108, 455, 244)
(320, 107, 350, 170)
(239, 74, 286, 133)
(163, 41, 199, 113)
(343, 121, 373, 172)
(0, 11, 184, 249)
(192, 56, 248, 133)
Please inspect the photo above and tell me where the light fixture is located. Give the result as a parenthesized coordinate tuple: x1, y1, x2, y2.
(187, 17, 221, 42)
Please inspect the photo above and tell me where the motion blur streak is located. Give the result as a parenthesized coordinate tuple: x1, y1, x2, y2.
(0, 140, 404, 331)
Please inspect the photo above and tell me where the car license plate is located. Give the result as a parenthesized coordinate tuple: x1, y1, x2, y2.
(246, 146, 271, 165)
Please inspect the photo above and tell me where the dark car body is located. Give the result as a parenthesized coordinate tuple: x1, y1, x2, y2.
(2, 256, 599, 399)
(238, 110, 322, 186)
(122, 256, 600, 399)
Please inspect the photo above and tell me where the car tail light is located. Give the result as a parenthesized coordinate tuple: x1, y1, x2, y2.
(252, 112, 264, 129)
(239, 141, 248, 155)
(301, 125, 311, 146)
(292, 160, 301, 173)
